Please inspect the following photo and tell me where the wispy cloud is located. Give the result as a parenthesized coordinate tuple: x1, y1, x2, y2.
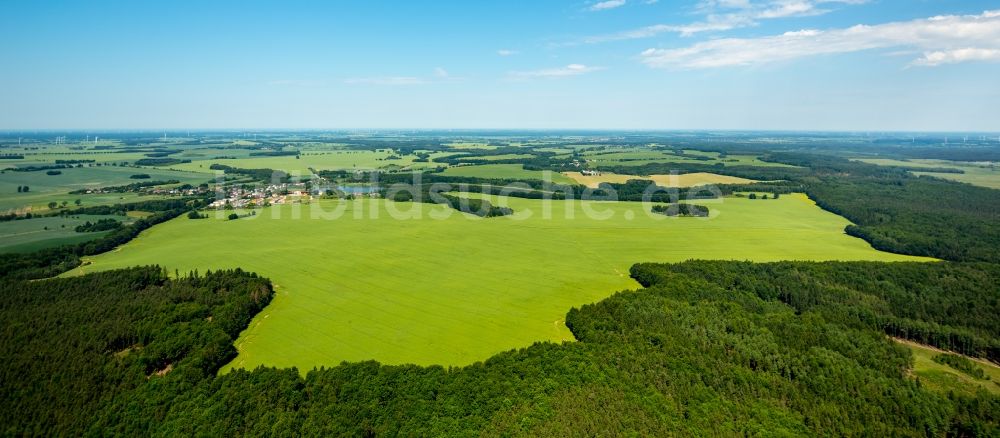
(584, 15, 752, 42)
(583, 0, 866, 42)
(639, 10, 1000, 69)
(697, 0, 868, 18)
(509, 64, 605, 78)
(497, 49, 519, 56)
(910, 48, 1000, 67)
(589, 0, 626, 11)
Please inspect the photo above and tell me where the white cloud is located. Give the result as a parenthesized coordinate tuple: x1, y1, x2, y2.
(584, 0, 866, 42)
(497, 49, 519, 56)
(756, 1, 823, 19)
(911, 48, 1000, 67)
(639, 9, 1000, 68)
(590, 0, 626, 11)
(509, 64, 605, 78)
(697, 0, 753, 9)
(433, 67, 450, 78)
(584, 15, 752, 42)
(697, 0, 867, 16)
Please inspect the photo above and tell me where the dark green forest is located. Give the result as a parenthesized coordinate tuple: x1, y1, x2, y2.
(2, 262, 997, 435)
(1, 267, 273, 436)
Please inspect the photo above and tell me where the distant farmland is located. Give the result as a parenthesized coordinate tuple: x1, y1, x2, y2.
(69, 194, 928, 371)
(562, 171, 756, 188)
(855, 158, 1000, 189)
(441, 164, 575, 183)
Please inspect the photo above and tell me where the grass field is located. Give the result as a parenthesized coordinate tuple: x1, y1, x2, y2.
(896, 339, 1000, 397)
(563, 171, 755, 188)
(0, 214, 129, 253)
(441, 164, 575, 184)
(581, 150, 797, 168)
(681, 149, 720, 158)
(457, 154, 535, 162)
(855, 158, 1000, 189)
(174, 148, 257, 160)
(0, 143, 127, 166)
(171, 150, 448, 175)
(68, 194, 928, 372)
(0, 151, 150, 169)
(0, 166, 211, 213)
(444, 142, 498, 150)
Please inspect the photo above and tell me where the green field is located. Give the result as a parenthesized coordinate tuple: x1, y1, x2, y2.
(855, 158, 1000, 189)
(171, 150, 449, 175)
(563, 171, 755, 188)
(0, 166, 210, 213)
(898, 339, 1000, 396)
(581, 149, 797, 168)
(444, 142, 499, 150)
(457, 153, 535, 162)
(0, 150, 150, 168)
(441, 164, 575, 183)
(68, 193, 927, 371)
(0, 214, 130, 253)
(173, 148, 257, 160)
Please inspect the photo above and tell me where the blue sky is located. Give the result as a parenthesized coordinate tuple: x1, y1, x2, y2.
(1, 0, 998, 131)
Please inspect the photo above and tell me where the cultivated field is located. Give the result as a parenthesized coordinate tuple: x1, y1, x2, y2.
(441, 164, 576, 183)
(0, 166, 210, 213)
(579, 149, 798, 168)
(171, 150, 450, 175)
(563, 171, 756, 188)
(855, 158, 1000, 189)
(0, 214, 131, 252)
(69, 194, 928, 371)
(457, 154, 535, 162)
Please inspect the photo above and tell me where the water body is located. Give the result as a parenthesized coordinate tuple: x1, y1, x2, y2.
(336, 185, 380, 194)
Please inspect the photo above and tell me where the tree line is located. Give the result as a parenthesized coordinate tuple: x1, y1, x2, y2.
(388, 185, 513, 217)
(598, 152, 999, 264)
(651, 203, 709, 217)
(2, 261, 996, 435)
(69, 179, 180, 194)
(210, 164, 290, 183)
(74, 218, 122, 233)
(768, 153, 1000, 263)
(0, 197, 210, 280)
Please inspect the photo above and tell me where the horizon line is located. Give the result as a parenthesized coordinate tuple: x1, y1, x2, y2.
(2, 128, 999, 135)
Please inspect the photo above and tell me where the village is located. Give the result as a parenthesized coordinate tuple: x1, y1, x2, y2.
(206, 182, 381, 209)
